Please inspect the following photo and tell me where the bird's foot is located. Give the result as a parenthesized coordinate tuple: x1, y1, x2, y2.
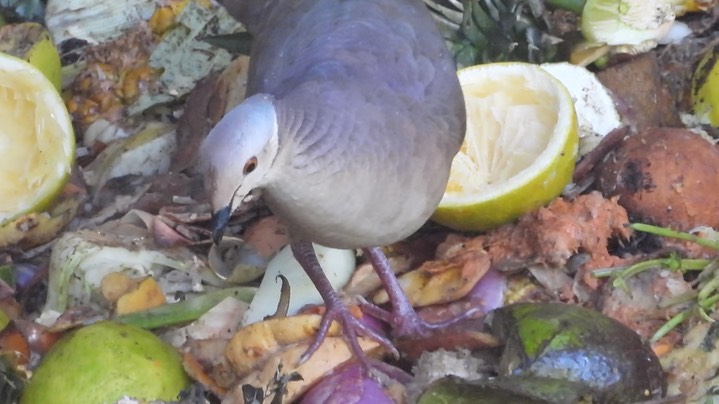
(362, 247, 480, 338)
(291, 241, 399, 366)
(300, 298, 399, 365)
(360, 297, 480, 338)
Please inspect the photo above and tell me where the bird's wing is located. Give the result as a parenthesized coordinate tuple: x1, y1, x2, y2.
(251, 0, 465, 174)
(246, 0, 447, 98)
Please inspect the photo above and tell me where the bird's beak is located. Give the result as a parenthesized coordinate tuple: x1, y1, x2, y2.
(211, 205, 232, 245)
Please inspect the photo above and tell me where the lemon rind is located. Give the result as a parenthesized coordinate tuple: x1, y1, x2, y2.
(0, 52, 74, 225)
(433, 62, 579, 231)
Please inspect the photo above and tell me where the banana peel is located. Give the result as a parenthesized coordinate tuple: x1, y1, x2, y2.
(373, 249, 491, 307)
(225, 314, 344, 377)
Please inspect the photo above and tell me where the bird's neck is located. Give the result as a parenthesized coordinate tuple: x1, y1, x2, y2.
(273, 96, 336, 157)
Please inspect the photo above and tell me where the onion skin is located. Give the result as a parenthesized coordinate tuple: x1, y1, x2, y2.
(466, 267, 506, 313)
(300, 361, 394, 404)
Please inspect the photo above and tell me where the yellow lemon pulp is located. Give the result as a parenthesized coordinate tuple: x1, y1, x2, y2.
(0, 52, 73, 224)
(433, 62, 578, 231)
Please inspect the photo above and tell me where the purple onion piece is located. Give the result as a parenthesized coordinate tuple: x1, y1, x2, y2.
(12, 262, 41, 292)
(300, 360, 395, 404)
(467, 267, 506, 313)
(357, 308, 389, 337)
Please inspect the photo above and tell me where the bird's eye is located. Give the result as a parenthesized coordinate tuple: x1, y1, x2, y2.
(243, 157, 258, 174)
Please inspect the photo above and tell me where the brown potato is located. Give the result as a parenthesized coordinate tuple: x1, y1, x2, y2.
(596, 127, 719, 230)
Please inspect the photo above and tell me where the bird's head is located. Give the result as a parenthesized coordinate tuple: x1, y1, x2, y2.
(198, 94, 279, 244)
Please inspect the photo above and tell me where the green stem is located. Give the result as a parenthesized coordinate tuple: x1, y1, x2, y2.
(630, 223, 719, 251)
(610, 257, 708, 290)
(592, 266, 627, 278)
(700, 293, 719, 311)
(545, 0, 585, 14)
(651, 310, 690, 343)
(697, 307, 715, 323)
(699, 276, 719, 302)
(596, 256, 710, 301)
(676, 259, 714, 271)
(615, 259, 667, 279)
(611, 259, 665, 291)
(114, 287, 255, 329)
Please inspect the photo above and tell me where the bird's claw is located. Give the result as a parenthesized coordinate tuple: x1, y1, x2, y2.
(299, 303, 399, 367)
(359, 297, 481, 338)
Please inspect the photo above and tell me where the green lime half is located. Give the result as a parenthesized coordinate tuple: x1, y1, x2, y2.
(21, 321, 190, 404)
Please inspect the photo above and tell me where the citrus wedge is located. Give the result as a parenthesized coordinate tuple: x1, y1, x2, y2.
(692, 42, 719, 127)
(433, 62, 578, 231)
(0, 22, 62, 91)
(0, 52, 74, 225)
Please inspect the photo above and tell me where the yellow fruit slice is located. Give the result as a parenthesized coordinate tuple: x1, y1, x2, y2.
(692, 43, 719, 127)
(21, 321, 190, 404)
(226, 314, 343, 377)
(433, 62, 578, 231)
(0, 52, 74, 225)
(580, 0, 675, 47)
(0, 22, 62, 91)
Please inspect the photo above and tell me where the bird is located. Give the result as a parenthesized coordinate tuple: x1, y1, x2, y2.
(199, 0, 468, 364)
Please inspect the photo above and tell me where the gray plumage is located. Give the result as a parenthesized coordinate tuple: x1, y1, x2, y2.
(200, 0, 471, 366)
(201, 0, 466, 249)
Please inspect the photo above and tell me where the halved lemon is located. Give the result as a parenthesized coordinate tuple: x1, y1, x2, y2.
(433, 62, 579, 231)
(0, 52, 74, 225)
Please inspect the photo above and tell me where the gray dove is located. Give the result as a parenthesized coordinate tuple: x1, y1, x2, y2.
(199, 0, 468, 363)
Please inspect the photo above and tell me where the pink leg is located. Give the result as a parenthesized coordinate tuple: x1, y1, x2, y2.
(290, 241, 398, 364)
(362, 247, 479, 336)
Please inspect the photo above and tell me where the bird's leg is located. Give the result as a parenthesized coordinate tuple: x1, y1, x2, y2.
(290, 241, 398, 364)
(362, 247, 479, 337)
